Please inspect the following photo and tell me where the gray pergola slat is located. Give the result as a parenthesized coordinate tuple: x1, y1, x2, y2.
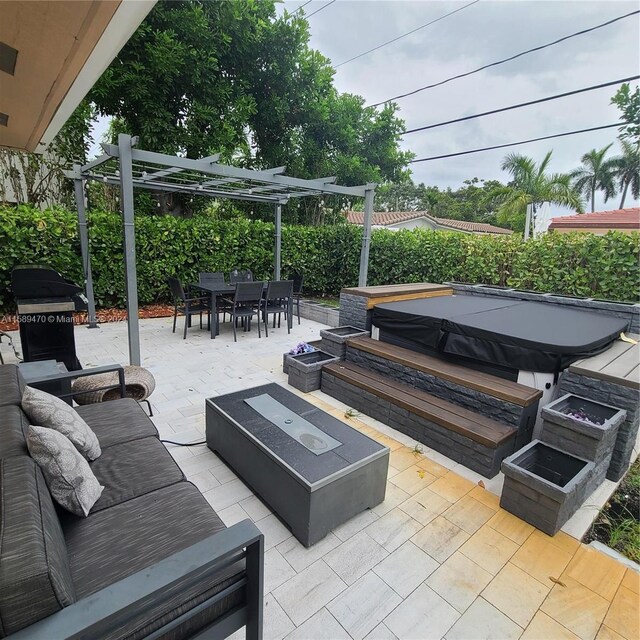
(73, 135, 375, 365)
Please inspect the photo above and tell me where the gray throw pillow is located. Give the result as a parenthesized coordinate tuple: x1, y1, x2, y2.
(22, 386, 101, 460)
(27, 425, 104, 517)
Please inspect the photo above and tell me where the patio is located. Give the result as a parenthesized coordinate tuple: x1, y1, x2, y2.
(2, 315, 636, 640)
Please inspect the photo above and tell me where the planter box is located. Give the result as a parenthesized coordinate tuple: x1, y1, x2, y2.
(282, 340, 322, 375)
(320, 326, 370, 359)
(501, 440, 594, 536)
(288, 350, 340, 393)
(541, 394, 626, 464)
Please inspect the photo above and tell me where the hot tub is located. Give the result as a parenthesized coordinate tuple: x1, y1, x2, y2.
(372, 295, 628, 381)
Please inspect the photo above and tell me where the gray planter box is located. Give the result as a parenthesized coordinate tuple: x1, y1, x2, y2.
(320, 326, 370, 359)
(283, 340, 322, 374)
(501, 440, 594, 536)
(288, 350, 340, 393)
(541, 394, 626, 464)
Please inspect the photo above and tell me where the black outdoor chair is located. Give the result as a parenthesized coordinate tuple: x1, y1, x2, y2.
(199, 272, 232, 321)
(230, 281, 265, 342)
(167, 277, 211, 339)
(262, 280, 293, 337)
(230, 268, 254, 283)
(288, 272, 304, 325)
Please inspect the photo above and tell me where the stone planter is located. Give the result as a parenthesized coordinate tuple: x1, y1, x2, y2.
(282, 340, 322, 375)
(320, 326, 370, 359)
(541, 393, 626, 494)
(501, 440, 594, 536)
(288, 350, 340, 393)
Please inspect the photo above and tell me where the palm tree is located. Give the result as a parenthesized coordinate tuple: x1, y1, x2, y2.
(570, 144, 617, 212)
(490, 151, 583, 233)
(611, 139, 640, 208)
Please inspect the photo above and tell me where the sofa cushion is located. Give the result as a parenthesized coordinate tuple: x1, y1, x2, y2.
(0, 364, 24, 407)
(90, 436, 184, 512)
(22, 386, 101, 460)
(62, 482, 230, 598)
(75, 398, 158, 449)
(0, 457, 76, 637)
(0, 405, 28, 458)
(27, 426, 104, 517)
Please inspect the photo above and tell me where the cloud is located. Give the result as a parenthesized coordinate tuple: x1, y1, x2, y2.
(283, 0, 639, 210)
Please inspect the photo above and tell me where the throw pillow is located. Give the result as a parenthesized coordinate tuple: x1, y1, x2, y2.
(27, 425, 104, 517)
(22, 385, 101, 460)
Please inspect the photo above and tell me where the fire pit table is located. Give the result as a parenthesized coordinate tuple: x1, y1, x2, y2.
(206, 383, 389, 546)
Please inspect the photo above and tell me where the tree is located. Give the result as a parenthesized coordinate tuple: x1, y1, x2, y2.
(90, 0, 411, 221)
(490, 152, 583, 233)
(611, 138, 640, 209)
(570, 145, 617, 212)
(0, 101, 94, 207)
(611, 83, 640, 145)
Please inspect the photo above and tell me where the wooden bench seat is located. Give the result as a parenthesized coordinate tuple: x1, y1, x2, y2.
(347, 337, 541, 407)
(322, 361, 518, 478)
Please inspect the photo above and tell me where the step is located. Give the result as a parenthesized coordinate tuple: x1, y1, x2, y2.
(346, 337, 541, 407)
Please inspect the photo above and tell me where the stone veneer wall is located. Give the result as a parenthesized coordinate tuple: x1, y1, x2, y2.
(298, 300, 340, 327)
(447, 283, 640, 334)
(559, 371, 639, 482)
(338, 293, 369, 330)
(346, 348, 523, 429)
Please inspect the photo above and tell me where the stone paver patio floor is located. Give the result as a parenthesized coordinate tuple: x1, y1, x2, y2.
(4, 315, 638, 640)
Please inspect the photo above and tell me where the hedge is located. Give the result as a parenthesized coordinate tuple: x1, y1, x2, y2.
(1, 204, 638, 312)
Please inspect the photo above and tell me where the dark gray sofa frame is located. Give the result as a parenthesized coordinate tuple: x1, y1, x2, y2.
(7, 521, 264, 640)
(0, 363, 264, 640)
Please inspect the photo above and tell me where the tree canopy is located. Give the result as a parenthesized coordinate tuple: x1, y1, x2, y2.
(89, 0, 411, 221)
(611, 83, 640, 145)
(570, 145, 617, 212)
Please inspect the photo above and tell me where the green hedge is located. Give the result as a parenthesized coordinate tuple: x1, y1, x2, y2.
(1, 204, 638, 312)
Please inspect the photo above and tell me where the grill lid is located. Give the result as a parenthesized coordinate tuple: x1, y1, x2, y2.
(11, 265, 82, 299)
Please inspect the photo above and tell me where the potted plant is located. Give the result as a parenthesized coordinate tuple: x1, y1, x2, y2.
(283, 340, 322, 374)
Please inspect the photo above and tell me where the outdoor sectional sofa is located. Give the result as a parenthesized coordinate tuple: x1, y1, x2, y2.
(0, 363, 263, 640)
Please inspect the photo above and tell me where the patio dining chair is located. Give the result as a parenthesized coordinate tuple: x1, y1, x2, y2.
(167, 277, 211, 339)
(263, 280, 293, 337)
(230, 281, 265, 342)
(229, 268, 253, 283)
(288, 272, 304, 325)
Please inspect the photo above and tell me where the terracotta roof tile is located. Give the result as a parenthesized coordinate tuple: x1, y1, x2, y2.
(549, 207, 640, 229)
(344, 210, 512, 235)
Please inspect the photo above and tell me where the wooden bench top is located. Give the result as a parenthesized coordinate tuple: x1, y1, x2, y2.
(347, 337, 542, 407)
(324, 361, 517, 449)
(569, 335, 640, 390)
(341, 283, 452, 298)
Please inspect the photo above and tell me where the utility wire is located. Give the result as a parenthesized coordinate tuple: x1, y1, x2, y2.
(306, 0, 336, 19)
(369, 9, 640, 107)
(292, 1, 313, 15)
(409, 123, 627, 163)
(402, 76, 640, 135)
(335, 0, 480, 68)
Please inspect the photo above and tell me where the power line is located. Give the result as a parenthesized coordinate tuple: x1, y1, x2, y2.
(403, 76, 640, 135)
(369, 9, 640, 107)
(409, 123, 627, 163)
(335, 0, 480, 68)
(306, 0, 336, 19)
(292, 1, 313, 15)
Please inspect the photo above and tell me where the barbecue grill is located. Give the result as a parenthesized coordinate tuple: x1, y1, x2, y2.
(11, 265, 87, 371)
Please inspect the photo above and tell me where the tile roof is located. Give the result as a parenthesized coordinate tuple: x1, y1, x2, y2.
(549, 207, 640, 229)
(344, 211, 513, 235)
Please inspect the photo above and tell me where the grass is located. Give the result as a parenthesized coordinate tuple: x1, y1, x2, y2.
(585, 458, 640, 563)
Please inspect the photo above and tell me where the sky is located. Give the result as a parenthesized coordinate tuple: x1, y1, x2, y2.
(91, 0, 640, 214)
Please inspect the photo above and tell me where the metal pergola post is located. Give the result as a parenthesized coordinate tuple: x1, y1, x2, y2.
(274, 202, 282, 280)
(73, 166, 98, 328)
(358, 184, 376, 287)
(118, 134, 141, 366)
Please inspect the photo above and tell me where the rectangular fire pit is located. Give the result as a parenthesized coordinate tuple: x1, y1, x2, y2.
(206, 383, 389, 546)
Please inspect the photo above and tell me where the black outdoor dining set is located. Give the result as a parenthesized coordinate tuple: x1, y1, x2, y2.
(167, 270, 304, 341)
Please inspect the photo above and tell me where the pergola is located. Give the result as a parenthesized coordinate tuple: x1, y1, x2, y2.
(67, 134, 375, 365)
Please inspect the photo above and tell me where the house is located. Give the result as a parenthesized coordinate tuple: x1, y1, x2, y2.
(344, 210, 512, 235)
(548, 207, 640, 234)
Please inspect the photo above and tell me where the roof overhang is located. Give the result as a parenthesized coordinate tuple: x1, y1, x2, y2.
(0, 0, 156, 153)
